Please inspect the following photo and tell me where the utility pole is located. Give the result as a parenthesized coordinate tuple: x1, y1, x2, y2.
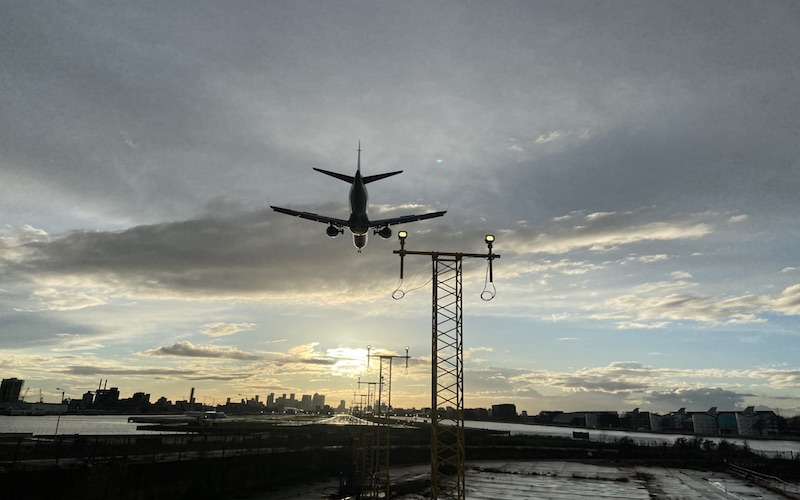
(54, 388, 66, 436)
(394, 232, 499, 500)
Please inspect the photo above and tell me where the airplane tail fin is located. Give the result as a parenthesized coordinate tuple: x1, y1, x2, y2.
(358, 141, 403, 182)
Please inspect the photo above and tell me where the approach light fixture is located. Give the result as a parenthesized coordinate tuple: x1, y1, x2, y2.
(398, 230, 408, 241)
(485, 234, 495, 244)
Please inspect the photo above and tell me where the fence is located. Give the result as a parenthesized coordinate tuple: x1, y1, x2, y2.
(728, 462, 800, 498)
(0, 431, 339, 470)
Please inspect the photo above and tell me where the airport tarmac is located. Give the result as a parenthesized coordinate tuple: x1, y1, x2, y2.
(256, 460, 794, 499)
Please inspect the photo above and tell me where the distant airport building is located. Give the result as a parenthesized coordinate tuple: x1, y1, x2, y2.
(491, 404, 517, 421)
(80, 391, 95, 409)
(645, 406, 778, 436)
(94, 387, 120, 408)
(692, 408, 719, 435)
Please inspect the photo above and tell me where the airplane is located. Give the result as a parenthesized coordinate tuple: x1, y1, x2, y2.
(270, 143, 446, 251)
(184, 410, 227, 420)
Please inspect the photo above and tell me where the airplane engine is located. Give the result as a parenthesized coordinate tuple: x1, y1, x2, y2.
(326, 225, 340, 238)
(378, 226, 392, 239)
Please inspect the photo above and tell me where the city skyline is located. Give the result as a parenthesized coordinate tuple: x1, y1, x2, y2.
(2, 2, 800, 416)
(6, 376, 793, 431)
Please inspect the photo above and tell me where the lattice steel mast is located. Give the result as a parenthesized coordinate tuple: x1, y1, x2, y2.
(373, 347, 410, 499)
(354, 376, 379, 496)
(393, 233, 499, 500)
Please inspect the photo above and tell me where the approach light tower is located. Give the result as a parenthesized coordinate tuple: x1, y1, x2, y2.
(357, 376, 379, 414)
(394, 232, 499, 500)
(354, 376, 380, 496)
(367, 346, 411, 499)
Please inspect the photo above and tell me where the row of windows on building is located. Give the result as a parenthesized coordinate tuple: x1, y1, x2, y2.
(535, 407, 780, 437)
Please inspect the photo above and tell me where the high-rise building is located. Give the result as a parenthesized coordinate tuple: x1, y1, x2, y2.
(312, 393, 325, 411)
(0, 378, 24, 402)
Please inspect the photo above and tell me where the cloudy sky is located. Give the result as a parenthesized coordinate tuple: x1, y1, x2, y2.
(2, 1, 799, 415)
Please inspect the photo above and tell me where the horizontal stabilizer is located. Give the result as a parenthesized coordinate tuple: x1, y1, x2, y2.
(313, 168, 354, 183)
(363, 170, 403, 184)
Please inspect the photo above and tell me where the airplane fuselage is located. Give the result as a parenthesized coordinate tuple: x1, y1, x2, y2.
(348, 170, 370, 235)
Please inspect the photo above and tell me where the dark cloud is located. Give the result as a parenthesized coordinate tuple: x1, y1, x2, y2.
(10, 210, 462, 300)
(272, 356, 337, 371)
(0, 312, 99, 348)
(643, 387, 752, 412)
(142, 341, 261, 360)
(510, 362, 661, 395)
(58, 364, 252, 381)
(273, 356, 337, 369)
(61, 365, 190, 377)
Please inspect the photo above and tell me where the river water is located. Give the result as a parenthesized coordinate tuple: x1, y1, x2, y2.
(0, 414, 157, 436)
(2, 414, 798, 458)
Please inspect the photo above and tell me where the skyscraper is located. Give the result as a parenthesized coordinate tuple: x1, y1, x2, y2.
(312, 393, 325, 412)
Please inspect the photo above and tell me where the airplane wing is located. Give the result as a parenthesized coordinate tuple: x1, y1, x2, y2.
(270, 206, 349, 227)
(369, 210, 447, 227)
